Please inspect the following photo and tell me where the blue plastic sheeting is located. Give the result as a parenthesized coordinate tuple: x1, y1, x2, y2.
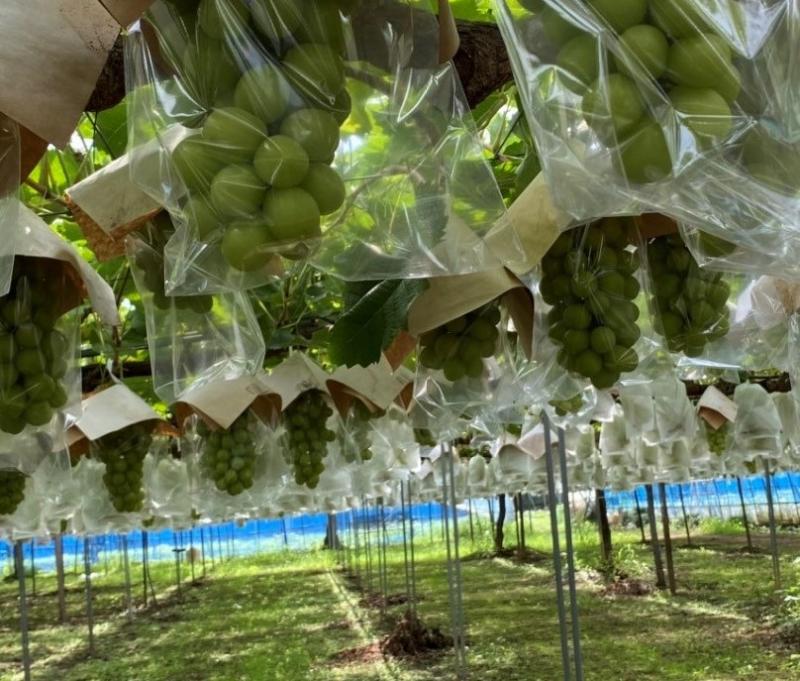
(0, 502, 459, 575)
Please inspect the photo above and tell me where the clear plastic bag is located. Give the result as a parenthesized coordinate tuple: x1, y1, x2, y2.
(143, 441, 193, 520)
(281, 389, 339, 490)
(732, 382, 783, 462)
(128, 235, 265, 404)
(0, 114, 19, 297)
(495, 0, 800, 275)
(0, 257, 82, 441)
(126, 0, 508, 293)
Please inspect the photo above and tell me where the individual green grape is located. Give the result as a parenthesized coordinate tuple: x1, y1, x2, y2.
(619, 119, 672, 184)
(541, 219, 642, 387)
(221, 221, 273, 271)
(202, 107, 267, 161)
(233, 65, 290, 126)
(95, 423, 153, 514)
(280, 109, 341, 162)
(556, 35, 601, 92)
(647, 234, 731, 356)
(197, 0, 249, 40)
(171, 136, 228, 194)
(253, 136, 310, 188)
(259, 187, 322, 245)
(181, 31, 240, 108)
(0, 470, 26, 516)
(417, 303, 501, 381)
(301, 163, 346, 215)
(184, 194, 221, 240)
(540, 6, 584, 46)
(587, 0, 647, 33)
(209, 164, 267, 218)
(582, 73, 645, 139)
(669, 86, 733, 140)
(283, 390, 336, 489)
(250, 0, 301, 45)
(198, 413, 258, 496)
(697, 232, 737, 258)
(650, 0, 710, 39)
(614, 24, 669, 79)
(283, 43, 345, 108)
(666, 34, 741, 102)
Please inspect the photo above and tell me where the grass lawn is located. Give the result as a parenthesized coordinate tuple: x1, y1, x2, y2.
(2, 514, 800, 680)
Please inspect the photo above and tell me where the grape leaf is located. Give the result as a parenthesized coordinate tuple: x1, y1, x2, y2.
(329, 279, 424, 367)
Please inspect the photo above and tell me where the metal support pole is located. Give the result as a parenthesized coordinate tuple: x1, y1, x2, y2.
(736, 476, 753, 551)
(189, 528, 196, 583)
(634, 490, 647, 543)
(678, 485, 692, 547)
(764, 461, 782, 590)
(83, 537, 96, 655)
(15, 541, 32, 681)
(55, 532, 67, 624)
(447, 446, 468, 677)
(29, 541, 36, 597)
(658, 483, 677, 596)
(122, 535, 133, 622)
(200, 527, 207, 577)
(645, 484, 666, 590)
(543, 415, 572, 681)
(408, 481, 418, 614)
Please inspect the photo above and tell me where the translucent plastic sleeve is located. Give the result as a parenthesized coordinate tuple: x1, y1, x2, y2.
(125, 0, 509, 294)
(0, 114, 19, 297)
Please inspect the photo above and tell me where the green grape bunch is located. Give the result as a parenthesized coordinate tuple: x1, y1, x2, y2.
(198, 413, 258, 496)
(94, 423, 154, 514)
(283, 390, 336, 489)
(648, 234, 730, 357)
(541, 217, 642, 389)
(342, 400, 382, 463)
(532, 0, 741, 184)
(0, 259, 72, 435)
(418, 303, 502, 382)
(704, 421, 729, 457)
(0, 470, 26, 516)
(152, 0, 352, 273)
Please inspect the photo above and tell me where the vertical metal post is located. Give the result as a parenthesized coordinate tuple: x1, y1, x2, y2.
(678, 485, 692, 547)
(645, 485, 666, 590)
(15, 541, 32, 681)
(736, 476, 753, 551)
(189, 528, 197, 583)
(200, 527, 207, 577)
(122, 535, 133, 622)
(658, 483, 677, 596)
(408, 481, 418, 613)
(281, 517, 289, 547)
(542, 414, 572, 681)
(400, 483, 412, 606)
(83, 537, 96, 655)
(764, 461, 782, 590)
(142, 532, 149, 607)
(55, 532, 67, 624)
(634, 490, 647, 543)
(29, 541, 36, 597)
(447, 446, 468, 677)
(557, 427, 584, 681)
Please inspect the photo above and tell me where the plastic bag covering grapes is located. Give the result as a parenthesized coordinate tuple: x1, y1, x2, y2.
(495, 1, 800, 277)
(0, 257, 82, 444)
(126, 1, 509, 294)
(535, 217, 657, 398)
(732, 382, 783, 462)
(0, 114, 19, 297)
(73, 457, 139, 535)
(143, 441, 192, 520)
(127, 236, 265, 404)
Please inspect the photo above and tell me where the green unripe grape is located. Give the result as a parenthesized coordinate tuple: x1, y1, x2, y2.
(16, 349, 46, 376)
(329, 88, 353, 125)
(301, 164, 346, 215)
(435, 334, 459, 358)
(198, 0, 249, 40)
(541, 6, 583, 46)
(583, 74, 645, 138)
(619, 119, 672, 184)
(250, 0, 301, 44)
(203, 107, 267, 160)
(599, 271, 626, 296)
(182, 34, 240, 107)
(468, 318, 497, 341)
(280, 109, 341, 162)
(184, 195, 221, 240)
(588, 291, 611, 317)
(557, 35, 601, 92)
(542, 256, 562, 278)
(707, 281, 730, 308)
(564, 329, 590, 355)
(24, 401, 53, 426)
(669, 87, 732, 140)
(596, 248, 618, 269)
(549, 233, 573, 257)
(689, 301, 715, 327)
(446, 317, 467, 334)
(606, 345, 639, 372)
(283, 43, 345, 108)
(171, 136, 227, 194)
(210, 165, 266, 218)
(552, 275, 573, 299)
(0, 471, 26, 516)
(283, 391, 334, 488)
(590, 327, 616, 354)
(234, 66, 290, 125)
(478, 339, 496, 358)
(0, 332, 15, 363)
(615, 24, 669, 79)
(649, 0, 710, 39)
(563, 304, 592, 330)
(623, 276, 640, 299)
(667, 247, 692, 272)
(419, 346, 443, 370)
(443, 358, 466, 382)
(464, 356, 484, 379)
(1, 299, 30, 327)
(254, 136, 310, 188)
(571, 271, 597, 299)
(575, 350, 603, 378)
(0, 364, 18, 389)
(0, 415, 24, 435)
(587, 0, 647, 33)
(263, 187, 322, 243)
(460, 337, 482, 361)
(221, 221, 272, 271)
(24, 375, 54, 402)
(615, 322, 641, 348)
(666, 35, 738, 98)
(592, 369, 620, 390)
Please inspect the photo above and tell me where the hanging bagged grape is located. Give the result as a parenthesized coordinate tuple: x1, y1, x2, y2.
(340, 400, 385, 464)
(540, 217, 642, 389)
(141, 0, 352, 277)
(197, 412, 258, 496)
(282, 390, 336, 489)
(0, 469, 26, 516)
(93, 424, 154, 513)
(647, 233, 731, 357)
(704, 421, 730, 457)
(0, 258, 74, 434)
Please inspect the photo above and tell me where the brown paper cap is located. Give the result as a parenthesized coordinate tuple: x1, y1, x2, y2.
(635, 213, 679, 239)
(697, 385, 737, 431)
